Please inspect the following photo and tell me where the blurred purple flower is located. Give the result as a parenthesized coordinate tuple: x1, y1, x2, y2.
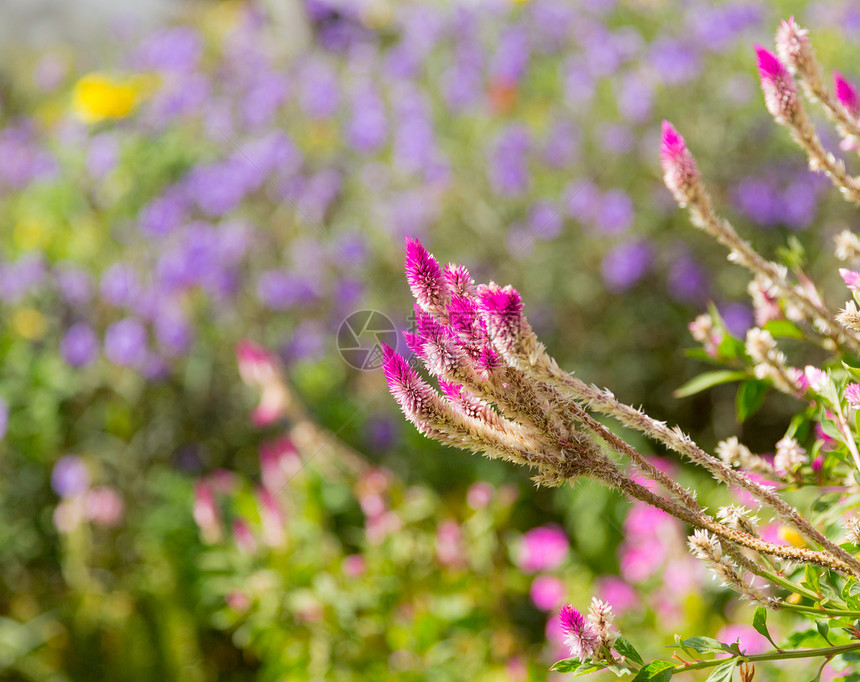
(529, 201, 563, 240)
(667, 253, 709, 303)
(530, 0, 577, 49)
(715, 625, 770, 656)
(299, 58, 340, 119)
(282, 320, 326, 364)
(734, 177, 780, 226)
(596, 189, 634, 234)
(257, 271, 319, 309)
(0, 255, 46, 303)
(54, 264, 93, 306)
(602, 241, 652, 292)
(596, 576, 638, 612)
(517, 525, 570, 573)
(61, 323, 99, 367)
(543, 120, 580, 169)
(86, 133, 119, 179)
(650, 38, 701, 85)
(241, 72, 289, 129)
(489, 124, 531, 197)
(563, 179, 601, 224)
(507, 223, 535, 259)
(133, 26, 203, 73)
(348, 85, 388, 153)
(52, 455, 90, 498)
(781, 180, 818, 229)
(104, 318, 148, 368)
(491, 26, 530, 84)
(0, 398, 7, 440)
(719, 303, 753, 338)
(563, 58, 595, 110)
(583, 30, 622, 77)
(139, 190, 187, 238)
(616, 71, 654, 123)
(100, 263, 140, 307)
(155, 306, 193, 355)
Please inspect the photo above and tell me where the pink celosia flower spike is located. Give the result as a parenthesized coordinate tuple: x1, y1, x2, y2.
(755, 45, 798, 124)
(444, 263, 475, 296)
(381, 343, 444, 432)
(840, 268, 860, 291)
(477, 283, 524, 356)
(775, 17, 810, 73)
(660, 121, 700, 207)
(845, 383, 860, 408)
(405, 237, 452, 314)
(834, 71, 860, 117)
(559, 604, 600, 661)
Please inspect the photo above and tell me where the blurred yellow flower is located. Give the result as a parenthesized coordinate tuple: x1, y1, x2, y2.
(14, 217, 50, 251)
(778, 527, 806, 547)
(12, 308, 47, 341)
(71, 73, 151, 124)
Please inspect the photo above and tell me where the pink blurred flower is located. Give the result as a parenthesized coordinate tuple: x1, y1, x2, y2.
(530, 575, 566, 610)
(436, 520, 466, 568)
(53, 497, 86, 533)
(846, 383, 860, 408)
(257, 487, 287, 548)
(467, 482, 494, 509)
(716, 624, 771, 656)
(260, 437, 302, 492)
(84, 486, 124, 527)
(835, 71, 860, 116)
(232, 519, 257, 554)
(343, 554, 366, 577)
(193, 480, 222, 543)
(596, 576, 638, 613)
(517, 525, 569, 573)
(226, 590, 250, 612)
(840, 268, 860, 291)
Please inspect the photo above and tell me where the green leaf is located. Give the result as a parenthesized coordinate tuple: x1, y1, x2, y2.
(752, 606, 779, 649)
(804, 564, 822, 594)
(631, 661, 675, 682)
(705, 659, 737, 682)
(816, 620, 830, 642)
(550, 659, 609, 675)
(763, 319, 804, 339)
(681, 637, 727, 654)
(550, 658, 582, 673)
(614, 636, 644, 665)
(843, 358, 860, 382)
(848, 581, 860, 598)
(674, 371, 748, 399)
(736, 380, 768, 423)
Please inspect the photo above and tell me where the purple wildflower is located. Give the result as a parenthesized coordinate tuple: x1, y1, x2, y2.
(104, 318, 148, 368)
(559, 604, 600, 660)
(52, 455, 90, 498)
(596, 190, 634, 234)
(61, 323, 99, 367)
(489, 125, 531, 197)
(0, 398, 7, 440)
(100, 263, 140, 307)
(348, 86, 388, 153)
(601, 241, 652, 292)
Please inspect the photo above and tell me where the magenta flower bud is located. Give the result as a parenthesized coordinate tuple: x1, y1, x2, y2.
(405, 237, 452, 314)
(444, 263, 474, 296)
(559, 604, 600, 661)
(475, 345, 503, 380)
(660, 121, 700, 206)
(755, 45, 798, 124)
(834, 71, 860, 117)
(846, 383, 860, 408)
(416, 311, 465, 377)
(811, 455, 824, 473)
(477, 284, 524, 355)
(382, 343, 446, 431)
(447, 294, 484, 342)
(840, 268, 860, 291)
(402, 330, 426, 359)
(775, 17, 810, 73)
